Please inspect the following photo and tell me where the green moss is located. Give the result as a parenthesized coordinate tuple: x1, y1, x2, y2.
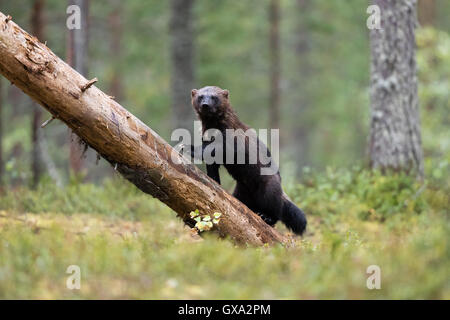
(0, 169, 448, 299)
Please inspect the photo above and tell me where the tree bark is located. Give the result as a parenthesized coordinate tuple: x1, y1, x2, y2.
(269, 0, 281, 133)
(67, 0, 89, 174)
(169, 0, 195, 132)
(31, 0, 45, 187)
(0, 11, 287, 246)
(369, 0, 424, 177)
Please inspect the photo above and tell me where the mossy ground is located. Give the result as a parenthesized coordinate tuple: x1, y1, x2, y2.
(0, 168, 448, 299)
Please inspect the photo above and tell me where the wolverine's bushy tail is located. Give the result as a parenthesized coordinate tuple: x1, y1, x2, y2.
(281, 198, 307, 235)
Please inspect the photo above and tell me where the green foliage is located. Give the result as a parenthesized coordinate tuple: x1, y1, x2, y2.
(190, 209, 221, 232)
(0, 177, 166, 221)
(416, 28, 450, 186)
(289, 167, 434, 221)
(0, 170, 448, 299)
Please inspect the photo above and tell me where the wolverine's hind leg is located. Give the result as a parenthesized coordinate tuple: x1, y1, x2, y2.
(233, 182, 280, 226)
(256, 181, 283, 225)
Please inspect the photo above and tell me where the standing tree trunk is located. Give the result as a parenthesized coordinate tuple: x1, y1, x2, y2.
(169, 0, 195, 132)
(0, 11, 287, 246)
(67, 0, 89, 174)
(293, 0, 311, 175)
(369, 0, 424, 177)
(269, 0, 281, 132)
(108, 3, 123, 102)
(31, 0, 45, 187)
(418, 0, 435, 26)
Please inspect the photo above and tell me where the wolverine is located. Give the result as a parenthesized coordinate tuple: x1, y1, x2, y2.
(189, 86, 307, 235)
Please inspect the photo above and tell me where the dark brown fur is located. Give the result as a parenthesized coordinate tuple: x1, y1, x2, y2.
(190, 86, 307, 235)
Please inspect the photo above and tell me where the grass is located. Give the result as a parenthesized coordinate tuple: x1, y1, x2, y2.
(0, 168, 448, 299)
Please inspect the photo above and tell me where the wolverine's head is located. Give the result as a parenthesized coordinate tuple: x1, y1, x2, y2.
(191, 86, 229, 119)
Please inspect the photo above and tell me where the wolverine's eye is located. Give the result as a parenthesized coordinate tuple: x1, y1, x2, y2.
(212, 96, 218, 103)
(198, 95, 204, 103)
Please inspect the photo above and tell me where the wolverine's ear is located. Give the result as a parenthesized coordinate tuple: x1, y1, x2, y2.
(222, 89, 229, 99)
(191, 89, 197, 97)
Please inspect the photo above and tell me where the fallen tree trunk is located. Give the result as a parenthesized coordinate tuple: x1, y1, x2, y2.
(0, 11, 287, 245)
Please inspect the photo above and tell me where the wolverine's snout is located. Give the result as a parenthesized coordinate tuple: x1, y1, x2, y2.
(201, 97, 212, 109)
(199, 95, 218, 110)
